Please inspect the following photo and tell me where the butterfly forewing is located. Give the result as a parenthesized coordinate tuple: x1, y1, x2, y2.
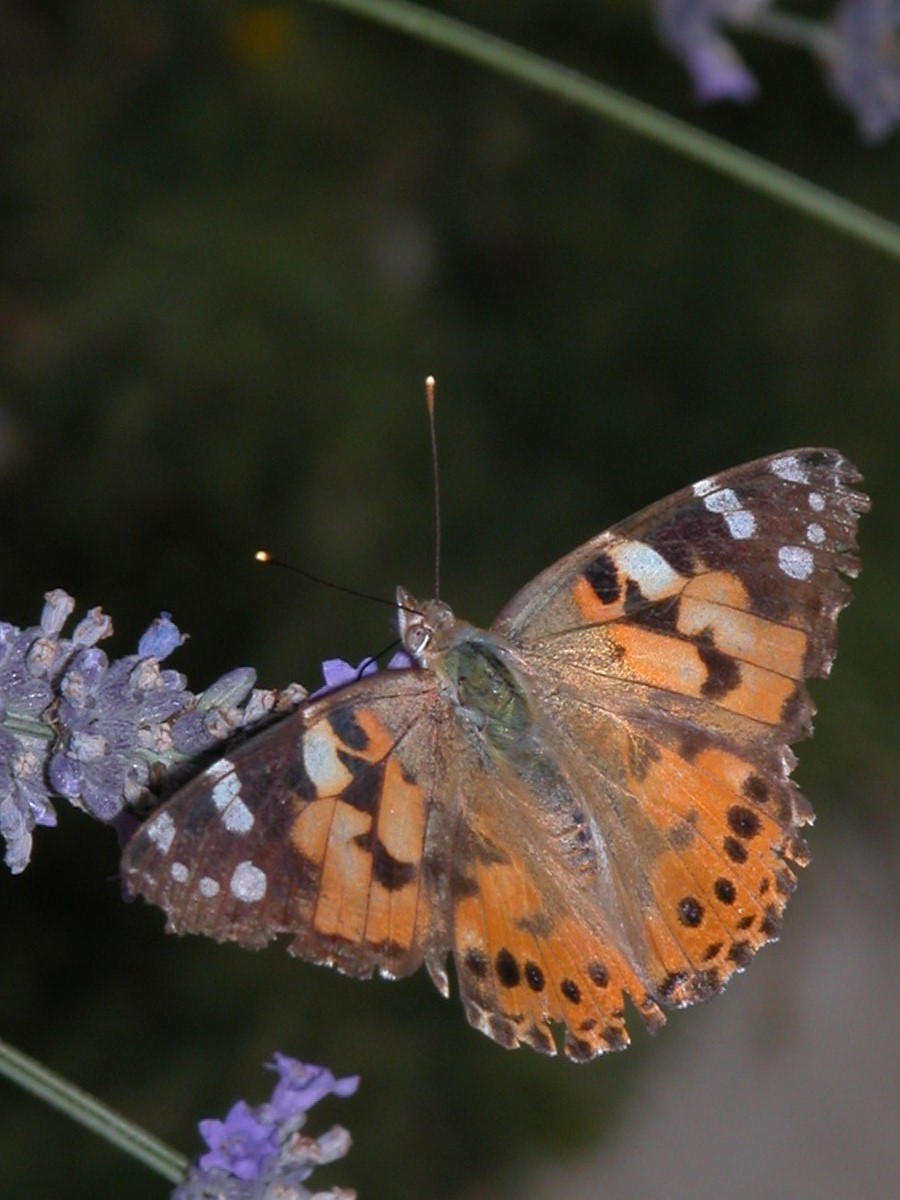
(123, 671, 456, 982)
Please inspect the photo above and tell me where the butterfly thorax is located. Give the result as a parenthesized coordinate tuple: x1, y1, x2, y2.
(397, 586, 531, 748)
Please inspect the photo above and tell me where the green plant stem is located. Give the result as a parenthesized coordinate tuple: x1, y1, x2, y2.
(0, 1036, 187, 1184)
(306, 0, 900, 262)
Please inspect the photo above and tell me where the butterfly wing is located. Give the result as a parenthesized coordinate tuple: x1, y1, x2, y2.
(476, 449, 867, 1041)
(122, 670, 459, 989)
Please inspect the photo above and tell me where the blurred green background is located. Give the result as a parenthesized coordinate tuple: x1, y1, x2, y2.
(1, 3, 897, 1198)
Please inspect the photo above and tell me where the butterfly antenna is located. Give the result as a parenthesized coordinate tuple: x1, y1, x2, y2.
(255, 551, 398, 611)
(426, 375, 441, 599)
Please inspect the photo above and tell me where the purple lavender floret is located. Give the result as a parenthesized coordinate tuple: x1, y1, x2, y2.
(264, 1054, 359, 1123)
(309, 650, 413, 701)
(826, 0, 900, 141)
(174, 1055, 357, 1200)
(198, 1101, 280, 1182)
(656, 0, 763, 103)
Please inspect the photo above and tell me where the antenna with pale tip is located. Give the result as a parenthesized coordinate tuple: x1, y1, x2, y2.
(254, 549, 399, 610)
(426, 375, 441, 599)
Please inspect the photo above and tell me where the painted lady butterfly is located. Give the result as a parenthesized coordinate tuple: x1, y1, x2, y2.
(123, 449, 867, 1060)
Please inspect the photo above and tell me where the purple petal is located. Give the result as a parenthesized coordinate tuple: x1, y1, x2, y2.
(309, 658, 377, 700)
(137, 613, 185, 660)
(826, 0, 900, 142)
(266, 1055, 359, 1121)
(39, 590, 75, 636)
(656, 0, 761, 103)
(198, 1100, 279, 1181)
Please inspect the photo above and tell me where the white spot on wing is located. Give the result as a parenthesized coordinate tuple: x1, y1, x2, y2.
(809, 491, 825, 512)
(700, 488, 756, 539)
(223, 797, 254, 833)
(171, 861, 189, 882)
(702, 486, 740, 513)
(692, 477, 717, 498)
(147, 811, 175, 854)
(230, 860, 267, 902)
(303, 724, 353, 794)
(199, 876, 220, 898)
(770, 455, 809, 484)
(778, 545, 814, 580)
(614, 541, 682, 599)
(806, 523, 826, 544)
(204, 759, 233, 783)
(209, 767, 255, 833)
(725, 510, 756, 539)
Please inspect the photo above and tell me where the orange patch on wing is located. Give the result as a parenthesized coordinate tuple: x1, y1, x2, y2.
(718, 660, 797, 724)
(352, 707, 397, 761)
(364, 759, 429, 954)
(679, 572, 808, 678)
(572, 575, 626, 624)
(608, 626, 707, 695)
(683, 570, 750, 610)
(313, 802, 373, 942)
(291, 797, 336, 865)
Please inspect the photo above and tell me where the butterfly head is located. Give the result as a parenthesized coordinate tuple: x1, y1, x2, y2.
(396, 586, 458, 666)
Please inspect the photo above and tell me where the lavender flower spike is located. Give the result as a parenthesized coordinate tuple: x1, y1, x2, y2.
(174, 1054, 357, 1200)
(0, 591, 307, 872)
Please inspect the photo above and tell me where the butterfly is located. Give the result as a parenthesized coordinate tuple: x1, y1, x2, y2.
(122, 449, 868, 1060)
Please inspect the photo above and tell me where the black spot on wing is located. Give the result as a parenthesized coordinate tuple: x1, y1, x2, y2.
(780, 686, 804, 728)
(714, 877, 736, 904)
(524, 960, 545, 992)
(624, 583, 681, 634)
(340, 758, 385, 814)
(676, 728, 709, 766)
(760, 905, 782, 938)
(496, 948, 521, 988)
(584, 552, 621, 604)
(448, 862, 479, 898)
(285, 756, 317, 802)
(724, 836, 748, 864)
(727, 805, 762, 840)
(668, 818, 696, 851)
(353, 828, 417, 890)
(600, 1023, 628, 1050)
(677, 896, 704, 927)
(587, 960, 609, 988)
(561, 978, 582, 1004)
(742, 774, 769, 804)
(328, 707, 369, 751)
(696, 635, 741, 699)
(727, 940, 752, 968)
(463, 948, 489, 978)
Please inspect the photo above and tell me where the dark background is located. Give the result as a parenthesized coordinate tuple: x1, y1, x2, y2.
(1, 4, 897, 1198)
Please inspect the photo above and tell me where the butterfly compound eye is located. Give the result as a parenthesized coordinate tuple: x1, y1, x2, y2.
(407, 624, 432, 656)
